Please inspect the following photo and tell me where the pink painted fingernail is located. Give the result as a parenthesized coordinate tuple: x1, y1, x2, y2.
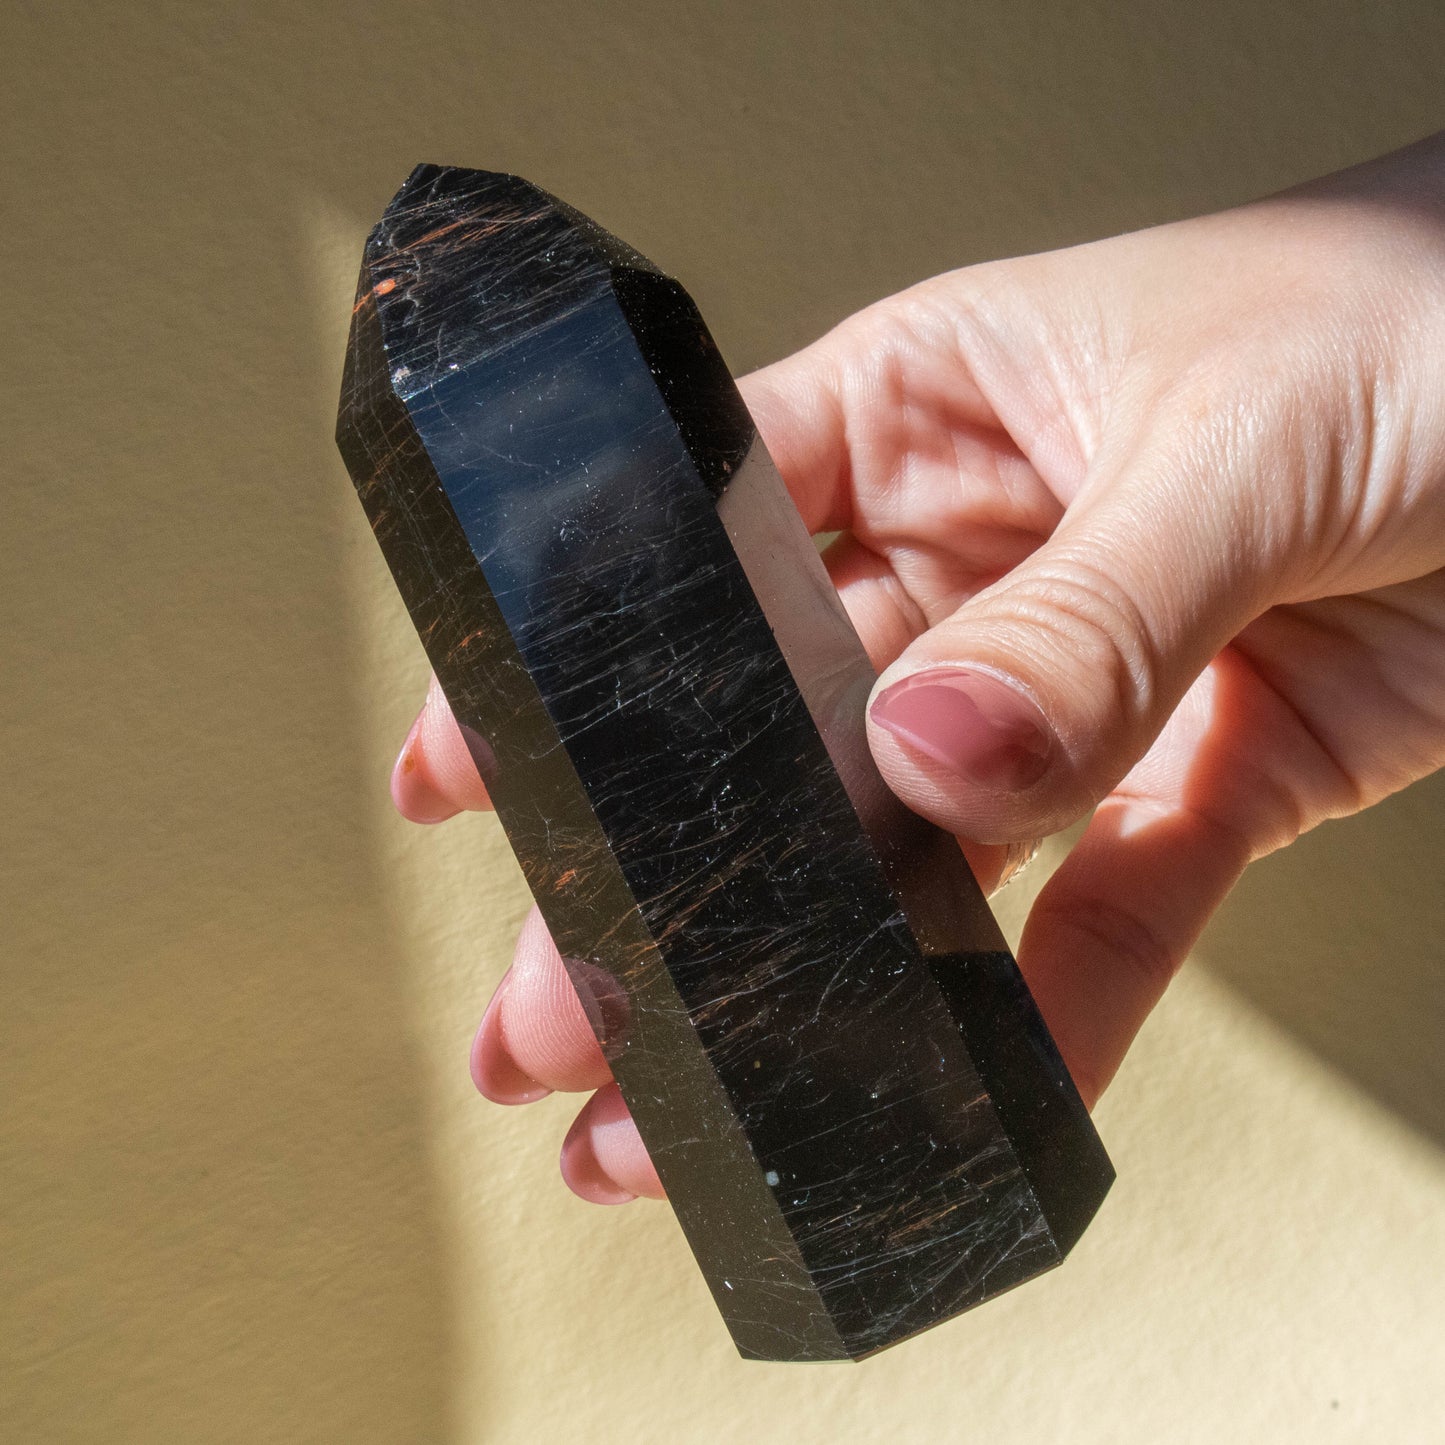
(870, 668, 1055, 792)
(390, 714, 456, 824)
(469, 970, 552, 1104)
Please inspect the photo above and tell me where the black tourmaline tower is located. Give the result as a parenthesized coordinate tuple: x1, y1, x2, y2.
(336, 166, 1113, 1361)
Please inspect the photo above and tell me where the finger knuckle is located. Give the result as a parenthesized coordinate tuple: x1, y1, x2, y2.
(1040, 890, 1180, 998)
(994, 555, 1161, 749)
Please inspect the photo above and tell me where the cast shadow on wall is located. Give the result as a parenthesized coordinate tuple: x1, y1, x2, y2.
(1202, 767, 1445, 1149)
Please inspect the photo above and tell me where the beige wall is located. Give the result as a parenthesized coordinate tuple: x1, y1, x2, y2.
(4, 4, 1443, 1441)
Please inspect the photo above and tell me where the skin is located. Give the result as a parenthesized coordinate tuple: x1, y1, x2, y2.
(391, 133, 1445, 1204)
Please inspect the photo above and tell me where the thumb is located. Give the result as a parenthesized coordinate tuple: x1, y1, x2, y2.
(866, 445, 1274, 844)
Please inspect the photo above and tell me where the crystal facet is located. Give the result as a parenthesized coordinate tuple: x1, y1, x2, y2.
(335, 166, 1113, 1361)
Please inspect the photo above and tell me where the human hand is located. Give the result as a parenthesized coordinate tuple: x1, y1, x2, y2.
(391, 133, 1445, 1203)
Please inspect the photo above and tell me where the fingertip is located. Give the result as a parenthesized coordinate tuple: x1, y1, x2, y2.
(560, 1084, 665, 1204)
(560, 1104, 638, 1206)
(391, 676, 494, 823)
(503, 908, 616, 1094)
(471, 970, 553, 1105)
(391, 712, 462, 824)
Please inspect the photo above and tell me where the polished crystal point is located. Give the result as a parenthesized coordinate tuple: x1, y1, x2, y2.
(336, 165, 1113, 1361)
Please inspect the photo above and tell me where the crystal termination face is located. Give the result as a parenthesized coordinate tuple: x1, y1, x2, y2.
(335, 166, 1114, 1362)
